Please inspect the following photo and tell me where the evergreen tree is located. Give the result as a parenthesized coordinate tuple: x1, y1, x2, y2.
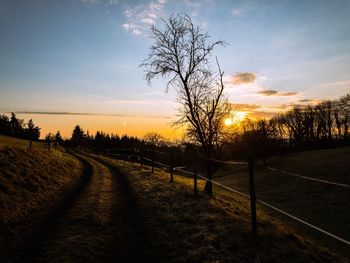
(71, 125, 85, 145)
(26, 119, 40, 148)
(55, 131, 63, 144)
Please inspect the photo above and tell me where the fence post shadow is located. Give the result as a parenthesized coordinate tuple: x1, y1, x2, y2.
(248, 155, 257, 236)
(170, 148, 174, 183)
(151, 146, 155, 174)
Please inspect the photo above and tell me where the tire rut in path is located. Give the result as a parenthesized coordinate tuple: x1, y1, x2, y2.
(15, 151, 151, 262)
(13, 151, 93, 262)
(79, 153, 152, 263)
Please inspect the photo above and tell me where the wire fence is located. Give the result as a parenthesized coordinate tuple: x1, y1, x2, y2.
(97, 146, 350, 247)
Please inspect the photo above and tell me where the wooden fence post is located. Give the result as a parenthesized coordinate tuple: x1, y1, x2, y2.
(170, 148, 174, 182)
(194, 168, 198, 196)
(140, 148, 144, 168)
(248, 155, 257, 236)
(152, 146, 155, 174)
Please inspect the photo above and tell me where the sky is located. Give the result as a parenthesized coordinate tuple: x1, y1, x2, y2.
(0, 0, 350, 139)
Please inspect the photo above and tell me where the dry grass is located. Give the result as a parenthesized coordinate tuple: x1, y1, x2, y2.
(94, 155, 345, 263)
(215, 147, 350, 256)
(0, 135, 82, 235)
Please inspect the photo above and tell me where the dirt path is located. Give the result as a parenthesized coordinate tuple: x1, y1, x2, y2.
(13, 151, 151, 263)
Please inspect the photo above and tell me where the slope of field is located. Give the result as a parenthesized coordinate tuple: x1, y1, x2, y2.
(0, 135, 83, 258)
(215, 147, 350, 257)
(269, 147, 350, 184)
(86, 152, 345, 262)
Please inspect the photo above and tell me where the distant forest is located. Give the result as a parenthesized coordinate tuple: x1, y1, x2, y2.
(0, 113, 40, 141)
(225, 93, 350, 161)
(1, 93, 349, 160)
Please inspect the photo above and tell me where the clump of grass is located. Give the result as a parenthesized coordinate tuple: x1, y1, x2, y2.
(106, 159, 342, 262)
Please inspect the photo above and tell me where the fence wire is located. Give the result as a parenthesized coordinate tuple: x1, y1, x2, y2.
(262, 165, 350, 188)
(102, 147, 350, 247)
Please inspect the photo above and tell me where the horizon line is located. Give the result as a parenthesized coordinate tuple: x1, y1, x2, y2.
(3, 111, 174, 120)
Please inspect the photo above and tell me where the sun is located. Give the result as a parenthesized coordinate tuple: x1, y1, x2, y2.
(224, 118, 233, 126)
(224, 111, 247, 126)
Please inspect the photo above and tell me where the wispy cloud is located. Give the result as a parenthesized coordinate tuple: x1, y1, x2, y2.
(231, 9, 243, 17)
(298, 99, 312, 103)
(258, 90, 298, 96)
(229, 72, 256, 85)
(122, 0, 166, 36)
(297, 98, 323, 105)
(12, 111, 172, 119)
(258, 90, 277, 96)
(80, 0, 118, 5)
(106, 98, 174, 105)
(319, 79, 350, 87)
(229, 103, 261, 111)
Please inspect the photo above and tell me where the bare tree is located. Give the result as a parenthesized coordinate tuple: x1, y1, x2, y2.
(141, 14, 229, 195)
(144, 132, 165, 147)
(338, 94, 350, 139)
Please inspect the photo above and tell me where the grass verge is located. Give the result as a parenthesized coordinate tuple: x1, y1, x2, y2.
(0, 135, 83, 259)
(93, 154, 345, 262)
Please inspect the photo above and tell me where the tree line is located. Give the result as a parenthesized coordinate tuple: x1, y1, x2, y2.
(0, 113, 41, 148)
(67, 125, 142, 149)
(225, 93, 350, 163)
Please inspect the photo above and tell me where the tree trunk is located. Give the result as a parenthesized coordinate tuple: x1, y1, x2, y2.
(344, 125, 349, 140)
(204, 158, 213, 196)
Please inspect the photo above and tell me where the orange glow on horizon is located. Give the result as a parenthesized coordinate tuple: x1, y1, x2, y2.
(224, 111, 247, 126)
(14, 113, 184, 141)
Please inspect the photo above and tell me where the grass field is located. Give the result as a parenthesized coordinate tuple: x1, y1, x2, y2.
(87, 152, 347, 262)
(1, 135, 348, 261)
(0, 135, 82, 247)
(214, 147, 350, 257)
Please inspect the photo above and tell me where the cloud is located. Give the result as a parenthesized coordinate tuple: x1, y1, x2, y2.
(229, 103, 261, 111)
(319, 79, 350, 87)
(231, 9, 242, 17)
(107, 99, 175, 105)
(248, 111, 278, 119)
(230, 72, 256, 85)
(258, 90, 277, 96)
(298, 99, 312, 103)
(122, 0, 166, 36)
(12, 111, 172, 119)
(258, 90, 298, 96)
(80, 0, 118, 5)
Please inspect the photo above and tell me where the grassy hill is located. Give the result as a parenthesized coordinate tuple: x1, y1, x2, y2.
(0, 135, 82, 238)
(85, 152, 346, 262)
(215, 147, 350, 257)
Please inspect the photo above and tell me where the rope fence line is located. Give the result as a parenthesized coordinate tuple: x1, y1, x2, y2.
(257, 200, 350, 246)
(143, 157, 171, 169)
(179, 166, 350, 247)
(205, 156, 248, 165)
(195, 172, 250, 199)
(176, 168, 194, 176)
(154, 150, 170, 156)
(103, 148, 350, 247)
(262, 165, 350, 189)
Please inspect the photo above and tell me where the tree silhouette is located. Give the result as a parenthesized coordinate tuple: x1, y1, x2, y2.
(0, 114, 10, 135)
(71, 125, 85, 146)
(141, 14, 229, 196)
(45, 133, 52, 152)
(143, 132, 164, 147)
(10, 113, 24, 137)
(26, 119, 40, 148)
(54, 131, 63, 144)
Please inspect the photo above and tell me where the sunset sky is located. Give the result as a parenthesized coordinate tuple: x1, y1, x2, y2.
(1, 0, 350, 139)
